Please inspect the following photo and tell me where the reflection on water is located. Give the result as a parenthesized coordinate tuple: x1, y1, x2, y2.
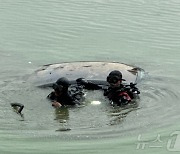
(54, 107, 71, 131)
(54, 107, 69, 122)
(108, 101, 140, 125)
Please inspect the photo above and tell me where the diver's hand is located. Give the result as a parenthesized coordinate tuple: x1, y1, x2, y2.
(52, 101, 62, 108)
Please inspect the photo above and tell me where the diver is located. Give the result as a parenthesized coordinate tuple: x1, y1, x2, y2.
(103, 70, 140, 106)
(47, 77, 84, 108)
(76, 70, 140, 106)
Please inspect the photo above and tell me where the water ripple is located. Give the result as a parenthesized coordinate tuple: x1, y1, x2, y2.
(1, 70, 179, 140)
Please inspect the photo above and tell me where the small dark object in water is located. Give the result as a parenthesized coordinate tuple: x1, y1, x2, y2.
(10, 103, 24, 114)
(56, 128, 71, 131)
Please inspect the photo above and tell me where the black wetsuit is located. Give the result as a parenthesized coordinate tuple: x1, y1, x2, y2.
(104, 84, 134, 106)
(47, 91, 76, 106)
(47, 85, 84, 106)
(77, 79, 139, 106)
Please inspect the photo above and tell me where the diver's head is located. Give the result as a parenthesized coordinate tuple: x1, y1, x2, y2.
(52, 83, 63, 95)
(53, 77, 70, 94)
(107, 70, 125, 87)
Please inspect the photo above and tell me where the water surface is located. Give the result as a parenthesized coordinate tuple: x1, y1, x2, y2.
(0, 0, 180, 153)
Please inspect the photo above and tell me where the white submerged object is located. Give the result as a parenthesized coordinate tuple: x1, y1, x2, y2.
(28, 61, 144, 87)
(91, 101, 101, 105)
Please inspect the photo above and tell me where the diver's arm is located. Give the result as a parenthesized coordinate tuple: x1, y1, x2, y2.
(47, 92, 62, 108)
(76, 78, 102, 90)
